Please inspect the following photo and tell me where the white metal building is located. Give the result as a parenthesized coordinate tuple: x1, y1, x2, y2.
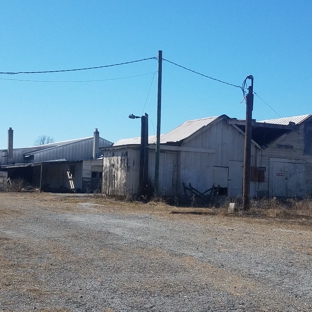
(1, 128, 113, 192)
(102, 114, 312, 199)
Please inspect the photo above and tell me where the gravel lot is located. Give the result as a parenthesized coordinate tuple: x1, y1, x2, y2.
(0, 193, 311, 311)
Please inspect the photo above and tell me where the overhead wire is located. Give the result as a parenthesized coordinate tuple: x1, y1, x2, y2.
(0, 71, 157, 83)
(254, 91, 282, 117)
(142, 72, 156, 115)
(164, 59, 281, 117)
(163, 58, 243, 91)
(0, 54, 281, 117)
(0, 57, 157, 75)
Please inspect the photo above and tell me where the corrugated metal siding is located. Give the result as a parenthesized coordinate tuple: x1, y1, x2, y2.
(32, 138, 112, 162)
(0, 137, 112, 165)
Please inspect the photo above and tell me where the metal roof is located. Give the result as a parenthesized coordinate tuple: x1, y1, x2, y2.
(113, 114, 312, 149)
(114, 135, 157, 147)
(26, 137, 112, 156)
(258, 114, 312, 125)
(113, 116, 221, 146)
(159, 116, 220, 144)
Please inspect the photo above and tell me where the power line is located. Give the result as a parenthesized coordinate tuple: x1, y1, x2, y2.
(163, 58, 243, 90)
(163, 59, 282, 118)
(0, 71, 157, 83)
(0, 57, 157, 75)
(142, 72, 156, 114)
(0, 54, 281, 118)
(254, 91, 282, 117)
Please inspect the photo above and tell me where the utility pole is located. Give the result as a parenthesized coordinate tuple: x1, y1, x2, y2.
(155, 50, 162, 196)
(141, 113, 148, 195)
(243, 75, 254, 211)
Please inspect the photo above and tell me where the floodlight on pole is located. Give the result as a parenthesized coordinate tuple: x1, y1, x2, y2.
(128, 114, 141, 119)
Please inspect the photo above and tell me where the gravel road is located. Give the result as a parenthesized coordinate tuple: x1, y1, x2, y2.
(0, 193, 311, 311)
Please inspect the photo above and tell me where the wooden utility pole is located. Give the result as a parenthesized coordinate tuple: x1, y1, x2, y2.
(155, 50, 162, 196)
(243, 75, 254, 211)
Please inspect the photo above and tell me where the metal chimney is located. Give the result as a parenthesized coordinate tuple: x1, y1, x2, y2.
(8, 127, 13, 164)
(93, 128, 99, 159)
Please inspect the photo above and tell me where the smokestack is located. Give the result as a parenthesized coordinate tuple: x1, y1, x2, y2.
(93, 128, 99, 159)
(8, 127, 13, 164)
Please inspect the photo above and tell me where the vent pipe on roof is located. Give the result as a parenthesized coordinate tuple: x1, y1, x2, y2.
(8, 127, 13, 164)
(93, 128, 99, 159)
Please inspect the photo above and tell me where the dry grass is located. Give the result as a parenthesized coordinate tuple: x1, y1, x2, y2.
(2, 191, 312, 225)
(248, 197, 312, 221)
(164, 196, 312, 225)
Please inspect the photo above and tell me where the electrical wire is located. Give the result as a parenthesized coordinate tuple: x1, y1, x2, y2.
(0, 71, 157, 83)
(163, 58, 243, 91)
(0, 57, 157, 75)
(0, 54, 281, 118)
(254, 91, 282, 117)
(142, 72, 156, 114)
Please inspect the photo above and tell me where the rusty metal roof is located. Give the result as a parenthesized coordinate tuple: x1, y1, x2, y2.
(259, 114, 311, 125)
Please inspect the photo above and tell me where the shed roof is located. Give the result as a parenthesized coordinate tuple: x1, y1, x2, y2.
(112, 114, 312, 150)
(113, 115, 221, 147)
(159, 115, 220, 144)
(258, 114, 311, 125)
(114, 135, 156, 147)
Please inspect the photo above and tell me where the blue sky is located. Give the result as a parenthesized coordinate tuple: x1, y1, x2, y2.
(0, 1, 311, 148)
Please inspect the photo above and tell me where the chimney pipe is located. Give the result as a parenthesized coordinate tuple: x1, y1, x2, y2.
(8, 127, 13, 164)
(93, 128, 99, 159)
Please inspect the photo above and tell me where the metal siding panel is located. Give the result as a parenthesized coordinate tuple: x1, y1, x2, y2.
(213, 166, 228, 188)
(228, 161, 243, 197)
(159, 152, 177, 196)
(269, 159, 305, 197)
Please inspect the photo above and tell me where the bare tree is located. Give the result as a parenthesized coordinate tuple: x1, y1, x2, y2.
(35, 135, 54, 146)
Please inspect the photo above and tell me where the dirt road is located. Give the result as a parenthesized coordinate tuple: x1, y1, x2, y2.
(0, 193, 311, 311)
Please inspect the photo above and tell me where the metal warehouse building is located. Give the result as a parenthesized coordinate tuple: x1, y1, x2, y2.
(102, 114, 312, 199)
(0, 128, 113, 192)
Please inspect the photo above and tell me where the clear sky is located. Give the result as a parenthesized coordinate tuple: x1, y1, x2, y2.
(0, 1, 311, 148)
